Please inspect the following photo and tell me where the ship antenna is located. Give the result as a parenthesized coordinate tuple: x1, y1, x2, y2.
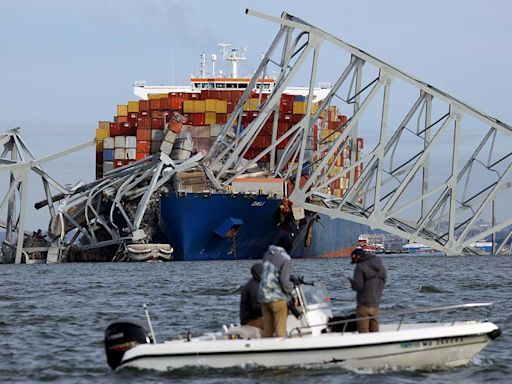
(211, 53, 217, 77)
(200, 52, 207, 77)
(218, 43, 247, 79)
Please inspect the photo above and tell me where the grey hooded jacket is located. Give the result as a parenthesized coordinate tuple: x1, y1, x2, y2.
(350, 252, 387, 307)
(259, 245, 296, 303)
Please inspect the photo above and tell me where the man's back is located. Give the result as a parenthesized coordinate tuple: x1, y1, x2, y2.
(350, 253, 387, 307)
(259, 245, 294, 303)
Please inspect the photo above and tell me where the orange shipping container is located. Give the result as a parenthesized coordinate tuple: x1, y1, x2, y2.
(136, 128, 151, 141)
(136, 140, 151, 153)
(136, 152, 149, 160)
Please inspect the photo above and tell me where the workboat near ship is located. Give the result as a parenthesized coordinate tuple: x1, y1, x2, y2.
(94, 44, 367, 261)
(104, 280, 501, 372)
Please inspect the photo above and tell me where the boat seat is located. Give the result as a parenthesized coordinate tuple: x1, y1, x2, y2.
(226, 325, 263, 339)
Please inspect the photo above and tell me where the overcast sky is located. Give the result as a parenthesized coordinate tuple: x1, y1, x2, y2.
(1, 0, 511, 230)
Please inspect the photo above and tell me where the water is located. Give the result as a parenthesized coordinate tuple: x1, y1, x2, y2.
(1, 255, 511, 383)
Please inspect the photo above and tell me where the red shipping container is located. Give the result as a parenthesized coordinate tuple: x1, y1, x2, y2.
(128, 112, 138, 122)
(120, 122, 136, 136)
(139, 100, 150, 111)
(190, 93, 200, 100)
(277, 123, 289, 136)
(277, 138, 289, 149)
(136, 140, 151, 153)
(357, 137, 364, 150)
(227, 100, 236, 113)
(136, 128, 151, 141)
(149, 99, 161, 110)
(160, 97, 171, 109)
(152, 110, 164, 118)
(138, 117, 151, 129)
(140, 110, 149, 117)
(114, 160, 124, 168)
(191, 113, 205, 126)
(115, 115, 129, 123)
(136, 152, 149, 160)
(110, 123, 122, 136)
(170, 95, 183, 110)
(151, 118, 164, 129)
(216, 113, 227, 124)
(291, 114, 303, 124)
(96, 152, 103, 164)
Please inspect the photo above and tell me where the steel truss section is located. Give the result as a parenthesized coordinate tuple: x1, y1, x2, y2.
(207, 10, 512, 256)
(0, 128, 94, 263)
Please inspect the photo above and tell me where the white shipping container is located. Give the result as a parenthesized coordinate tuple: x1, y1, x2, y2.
(103, 161, 114, 173)
(125, 148, 137, 160)
(125, 136, 137, 148)
(114, 136, 126, 148)
(197, 126, 210, 138)
(160, 140, 174, 155)
(231, 178, 284, 198)
(164, 130, 177, 143)
(210, 124, 221, 137)
(151, 129, 165, 141)
(114, 148, 126, 160)
(179, 130, 192, 140)
(103, 137, 115, 149)
(174, 137, 193, 152)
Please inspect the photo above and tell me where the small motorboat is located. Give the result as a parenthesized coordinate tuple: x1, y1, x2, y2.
(124, 244, 173, 262)
(104, 281, 501, 372)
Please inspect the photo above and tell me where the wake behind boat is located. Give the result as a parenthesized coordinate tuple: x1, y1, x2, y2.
(104, 281, 501, 372)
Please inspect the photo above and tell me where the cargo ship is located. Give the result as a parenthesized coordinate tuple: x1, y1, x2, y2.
(95, 46, 367, 260)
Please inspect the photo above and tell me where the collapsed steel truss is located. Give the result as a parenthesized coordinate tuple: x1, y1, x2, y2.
(0, 128, 93, 263)
(207, 10, 512, 255)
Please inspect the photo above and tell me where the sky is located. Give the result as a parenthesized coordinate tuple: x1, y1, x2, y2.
(1, 0, 512, 230)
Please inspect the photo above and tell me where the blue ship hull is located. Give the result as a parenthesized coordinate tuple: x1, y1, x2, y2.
(158, 193, 366, 261)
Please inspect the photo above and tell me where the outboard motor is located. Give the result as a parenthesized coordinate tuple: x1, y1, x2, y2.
(104, 319, 151, 370)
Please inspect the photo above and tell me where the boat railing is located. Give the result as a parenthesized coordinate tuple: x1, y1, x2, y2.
(288, 302, 494, 337)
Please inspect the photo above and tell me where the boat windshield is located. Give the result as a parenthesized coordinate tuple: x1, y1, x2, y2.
(299, 283, 331, 310)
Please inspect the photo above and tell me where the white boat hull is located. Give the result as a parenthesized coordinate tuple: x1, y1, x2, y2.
(118, 321, 499, 372)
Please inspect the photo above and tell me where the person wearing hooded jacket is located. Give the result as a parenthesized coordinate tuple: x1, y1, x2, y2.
(348, 248, 387, 333)
(259, 235, 297, 337)
(240, 263, 264, 328)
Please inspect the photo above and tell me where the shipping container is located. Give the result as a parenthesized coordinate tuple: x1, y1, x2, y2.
(136, 152, 149, 160)
(205, 99, 217, 112)
(103, 161, 114, 173)
(114, 148, 126, 160)
(103, 149, 114, 162)
(205, 112, 216, 125)
(126, 148, 137, 160)
(128, 101, 139, 113)
(150, 140, 162, 153)
(159, 140, 174, 155)
(114, 136, 126, 148)
(125, 136, 137, 148)
(103, 137, 115, 149)
(136, 128, 151, 141)
(117, 104, 128, 116)
(98, 121, 110, 130)
(151, 129, 165, 141)
(136, 140, 151, 153)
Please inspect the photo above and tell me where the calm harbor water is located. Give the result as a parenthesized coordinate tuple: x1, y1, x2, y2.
(1, 254, 511, 383)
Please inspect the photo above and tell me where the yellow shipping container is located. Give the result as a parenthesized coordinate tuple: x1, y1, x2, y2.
(216, 99, 227, 114)
(243, 98, 259, 111)
(205, 99, 217, 112)
(194, 100, 206, 113)
(321, 129, 333, 141)
(128, 101, 139, 113)
(183, 100, 195, 113)
(205, 112, 216, 125)
(98, 121, 110, 130)
(148, 93, 168, 99)
(293, 101, 307, 114)
(96, 127, 110, 140)
(117, 104, 128, 116)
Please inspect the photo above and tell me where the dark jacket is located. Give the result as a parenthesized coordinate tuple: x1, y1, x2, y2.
(240, 263, 263, 324)
(350, 252, 386, 307)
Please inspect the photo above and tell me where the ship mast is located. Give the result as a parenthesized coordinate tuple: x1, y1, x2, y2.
(218, 43, 246, 78)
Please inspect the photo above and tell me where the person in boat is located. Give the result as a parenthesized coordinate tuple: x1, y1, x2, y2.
(348, 248, 387, 333)
(259, 234, 297, 337)
(240, 263, 263, 329)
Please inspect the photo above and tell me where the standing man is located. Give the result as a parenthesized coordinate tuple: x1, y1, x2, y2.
(240, 263, 263, 328)
(259, 235, 297, 337)
(348, 248, 387, 333)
